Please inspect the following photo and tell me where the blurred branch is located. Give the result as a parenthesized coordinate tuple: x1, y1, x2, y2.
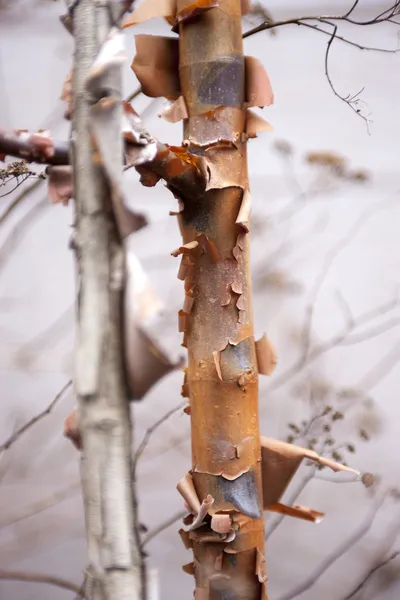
(126, 87, 142, 103)
(271, 296, 399, 391)
(0, 482, 79, 529)
(0, 129, 69, 165)
(0, 197, 48, 274)
(299, 200, 399, 362)
(0, 570, 85, 597)
(0, 128, 204, 202)
(132, 401, 186, 471)
(343, 550, 400, 600)
(0, 380, 72, 454)
(358, 339, 400, 391)
(141, 510, 186, 548)
(0, 179, 43, 228)
(277, 493, 387, 600)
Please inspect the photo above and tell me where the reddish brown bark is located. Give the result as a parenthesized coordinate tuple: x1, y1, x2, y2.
(175, 2, 267, 598)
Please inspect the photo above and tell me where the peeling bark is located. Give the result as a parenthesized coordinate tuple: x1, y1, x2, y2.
(175, 2, 267, 598)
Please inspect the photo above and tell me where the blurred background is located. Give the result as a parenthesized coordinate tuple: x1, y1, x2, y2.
(1, 1, 400, 599)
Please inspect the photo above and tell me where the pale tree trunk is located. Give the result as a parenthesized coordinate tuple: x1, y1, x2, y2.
(71, 1, 141, 599)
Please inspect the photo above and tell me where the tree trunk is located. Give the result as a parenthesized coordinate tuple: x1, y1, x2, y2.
(177, 1, 267, 598)
(71, 1, 141, 598)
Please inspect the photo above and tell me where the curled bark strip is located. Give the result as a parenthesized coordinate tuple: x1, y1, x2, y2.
(47, 166, 74, 206)
(189, 494, 214, 530)
(86, 27, 126, 89)
(63, 408, 82, 450)
(255, 333, 277, 376)
(213, 350, 223, 381)
(125, 250, 181, 399)
(60, 69, 73, 120)
(177, 472, 202, 514)
(211, 513, 231, 534)
(245, 110, 273, 139)
(245, 56, 274, 108)
(260, 437, 359, 508)
(256, 551, 267, 583)
(123, 0, 177, 27)
(179, 528, 193, 549)
(179, 309, 187, 332)
(203, 144, 248, 191)
(160, 96, 189, 123)
(172, 240, 200, 257)
(132, 35, 180, 99)
(183, 291, 195, 313)
(89, 97, 148, 238)
(236, 189, 251, 232)
(266, 503, 324, 523)
(183, 562, 196, 575)
(122, 102, 158, 163)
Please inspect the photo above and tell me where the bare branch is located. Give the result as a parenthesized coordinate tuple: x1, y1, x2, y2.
(243, 4, 400, 124)
(141, 510, 186, 548)
(0, 482, 80, 530)
(323, 23, 371, 130)
(298, 199, 399, 364)
(243, 6, 400, 43)
(0, 129, 205, 203)
(0, 179, 43, 228)
(126, 87, 142, 103)
(276, 494, 387, 600)
(0, 380, 72, 454)
(0, 129, 69, 166)
(132, 401, 186, 472)
(0, 197, 48, 275)
(271, 296, 399, 391)
(0, 570, 85, 597)
(358, 339, 400, 391)
(341, 316, 400, 346)
(343, 550, 400, 599)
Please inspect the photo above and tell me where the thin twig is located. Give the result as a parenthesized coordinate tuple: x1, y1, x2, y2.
(243, 5, 400, 125)
(276, 493, 387, 600)
(0, 197, 48, 274)
(0, 380, 72, 454)
(0, 482, 80, 529)
(271, 296, 399, 391)
(343, 550, 400, 599)
(132, 401, 186, 472)
(298, 198, 399, 364)
(141, 510, 186, 548)
(358, 339, 400, 391)
(0, 570, 85, 597)
(323, 22, 371, 130)
(126, 87, 142, 103)
(243, 7, 400, 42)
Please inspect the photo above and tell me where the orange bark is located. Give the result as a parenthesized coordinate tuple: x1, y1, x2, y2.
(176, 1, 267, 598)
